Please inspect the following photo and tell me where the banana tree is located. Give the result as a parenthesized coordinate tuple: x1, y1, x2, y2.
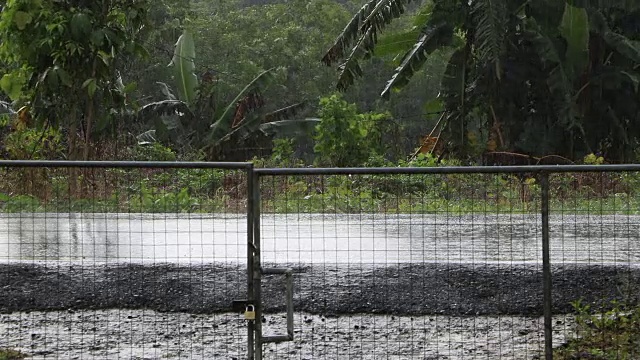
(138, 29, 317, 159)
(323, 0, 640, 161)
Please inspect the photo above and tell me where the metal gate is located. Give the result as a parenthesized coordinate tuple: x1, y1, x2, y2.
(248, 165, 640, 360)
(0, 160, 256, 359)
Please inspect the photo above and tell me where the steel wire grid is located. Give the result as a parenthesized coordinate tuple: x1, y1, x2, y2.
(1, 163, 640, 359)
(255, 168, 640, 360)
(0, 161, 252, 359)
(550, 171, 640, 360)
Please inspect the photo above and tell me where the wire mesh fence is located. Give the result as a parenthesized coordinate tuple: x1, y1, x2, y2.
(0, 161, 253, 359)
(2, 163, 640, 359)
(255, 168, 640, 360)
(548, 171, 640, 360)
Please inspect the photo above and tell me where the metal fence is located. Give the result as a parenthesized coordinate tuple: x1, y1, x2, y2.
(0, 161, 254, 359)
(1, 161, 640, 359)
(252, 166, 640, 360)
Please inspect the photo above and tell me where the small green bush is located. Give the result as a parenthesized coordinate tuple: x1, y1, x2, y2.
(0, 348, 27, 360)
(130, 142, 177, 161)
(555, 299, 640, 359)
(313, 93, 390, 167)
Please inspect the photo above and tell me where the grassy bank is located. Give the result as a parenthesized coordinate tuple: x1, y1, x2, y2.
(555, 302, 640, 359)
(1, 165, 640, 215)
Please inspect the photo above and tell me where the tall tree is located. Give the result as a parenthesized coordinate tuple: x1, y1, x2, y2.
(0, 0, 149, 160)
(323, 0, 640, 161)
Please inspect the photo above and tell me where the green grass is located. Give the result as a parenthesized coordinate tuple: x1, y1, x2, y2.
(0, 349, 27, 360)
(2, 167, 640, 215)
(555, 301, 640, 360)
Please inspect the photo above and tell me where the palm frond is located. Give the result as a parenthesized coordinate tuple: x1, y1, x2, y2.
(471, 0, 508, 79)
(381, 22, 453, 98)
(322, 0, 379, 66)
(335, 26, 375, 91)
(323, 0, 415, 90)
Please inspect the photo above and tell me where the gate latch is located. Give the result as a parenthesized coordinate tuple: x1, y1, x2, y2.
(261, 267, 294, 343)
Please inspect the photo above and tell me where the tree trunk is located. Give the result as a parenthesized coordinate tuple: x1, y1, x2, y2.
(68, 110, 79, 199)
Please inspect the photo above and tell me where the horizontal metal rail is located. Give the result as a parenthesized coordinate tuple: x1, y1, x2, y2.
(4, 161, 640, 173)
(255, 164, 640, 176)
(0, 160, 253, 169)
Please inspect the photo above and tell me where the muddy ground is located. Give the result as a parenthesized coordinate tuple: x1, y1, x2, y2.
(1, 309, 576, 359)
(1, 262, 638, 359)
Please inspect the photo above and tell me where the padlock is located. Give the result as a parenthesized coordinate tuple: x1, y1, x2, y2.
(244, 305, 256, 320)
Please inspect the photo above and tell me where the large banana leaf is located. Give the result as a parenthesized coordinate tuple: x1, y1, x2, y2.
(559, 2, 590, 81)
(440, 49, 467, 106)
(138, 99, 193, 120)
(208, 68, 276, 146)
(438, 48, 468, 144)
(0, 101, 15, 115)
(568, 0, 640, 12)
(169, 30, 198, 107)
(225, 118, 321, 143)
(589, 10, 640, 63)
(335, 27, 375, 91)
(589, 66, 640, 93)
(258, 119, 321, 137)
(375, 29, 423, 59)
(263, 102, 307, 123)
(381, 21, 453, 98)
(524, 20, 579, 131)
(375, 2, 447, 59)
(218, 104, 312, 144)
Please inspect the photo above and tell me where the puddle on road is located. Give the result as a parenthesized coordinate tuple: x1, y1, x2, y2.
(1, 213, 639, 264)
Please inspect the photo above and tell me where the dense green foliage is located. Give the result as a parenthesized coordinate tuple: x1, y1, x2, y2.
(0, 0, 451, 163)
(0, 0, 149, 160)
(0, 0, 638, 165)
(555, 300, 640, 359)
(0, 348, 26, 360)
(313, 94, 391, 167)
(324, 0, 640, 162)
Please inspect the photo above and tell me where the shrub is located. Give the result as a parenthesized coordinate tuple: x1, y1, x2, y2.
(313, 94, 390, 167)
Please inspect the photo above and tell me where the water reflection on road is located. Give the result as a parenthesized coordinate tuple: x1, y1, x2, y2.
(0, 213, 638, 264)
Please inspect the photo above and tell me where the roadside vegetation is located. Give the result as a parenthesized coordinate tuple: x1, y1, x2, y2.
(555, 301, 640, 360)
(0, 348, 26, 360)
(0, 1, 639, 357)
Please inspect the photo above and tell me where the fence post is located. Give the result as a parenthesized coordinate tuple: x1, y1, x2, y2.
(247, 165, 255, 360)
(541, 172, 553, 360)
(252, 171, 263, 360)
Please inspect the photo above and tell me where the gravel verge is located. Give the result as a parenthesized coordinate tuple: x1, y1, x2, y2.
(1, 262, 638, 359)
(1, 309, 575, 359)
(1, 262, 639, 315)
